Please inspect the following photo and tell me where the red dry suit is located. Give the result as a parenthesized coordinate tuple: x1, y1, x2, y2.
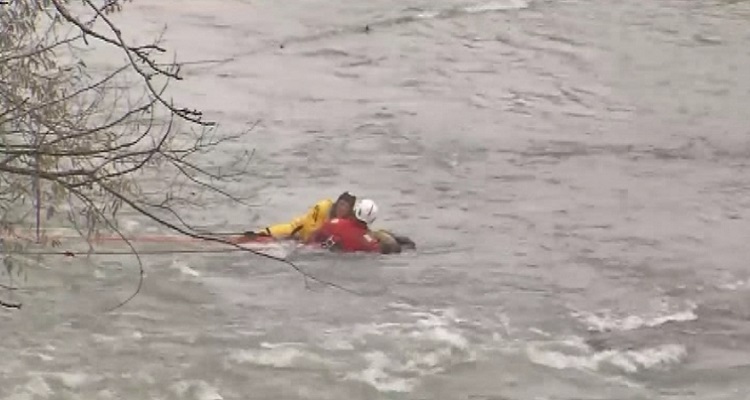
(308, 217, 380, 253)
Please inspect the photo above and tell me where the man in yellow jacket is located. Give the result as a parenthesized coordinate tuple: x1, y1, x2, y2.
(244, 191, 415, 254)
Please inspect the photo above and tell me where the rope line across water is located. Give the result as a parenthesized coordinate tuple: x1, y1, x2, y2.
(11, 248, 278, 257)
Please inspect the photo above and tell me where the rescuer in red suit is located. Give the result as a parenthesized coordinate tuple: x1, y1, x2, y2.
(307, 198, 381, 253)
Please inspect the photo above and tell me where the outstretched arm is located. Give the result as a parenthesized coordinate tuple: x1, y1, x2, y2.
(376, 229, 415, 250)
(253, 201, 322, 239)
(263, 213, 306, 238)
(371, 230, 402, 254)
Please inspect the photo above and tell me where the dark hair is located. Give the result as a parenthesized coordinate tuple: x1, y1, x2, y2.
(336, 192, 356, 204)
(330, 192, 356, 219)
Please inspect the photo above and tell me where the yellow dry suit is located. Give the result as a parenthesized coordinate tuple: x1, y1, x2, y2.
(260, 198, 334, 242)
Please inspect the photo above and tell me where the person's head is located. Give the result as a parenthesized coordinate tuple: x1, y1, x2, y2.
(333, 191, 356, 218)
(353, 198, 378, 225)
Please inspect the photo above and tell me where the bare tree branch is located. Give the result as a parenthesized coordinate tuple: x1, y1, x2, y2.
(1, 0, 361, 310)
(49, 0, 211, 125)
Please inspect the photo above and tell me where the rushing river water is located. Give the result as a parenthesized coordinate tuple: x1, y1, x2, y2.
(3, 0, 750, 399)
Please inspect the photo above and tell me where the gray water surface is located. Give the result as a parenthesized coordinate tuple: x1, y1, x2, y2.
(3, 0, 750, 399)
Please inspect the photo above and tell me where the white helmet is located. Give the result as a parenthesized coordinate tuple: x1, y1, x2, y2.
(353, 198, 378, 225)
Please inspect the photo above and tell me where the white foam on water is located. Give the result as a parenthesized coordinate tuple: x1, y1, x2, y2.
(170, 259, 202, 278)
(410, 325, 469, 349)
(559, 335, 593, 352)
(93, 269, 107, 280)
(25, 376, 53, 398)
(170, 380, 224, 400)
(620, 344, 686, 371)
(571, 302, 698, 332)
(91, 333, 117, 344)
(51, 372, 90, 389)
(498, 313, 513, 336)
(717, 278, 750, 291)
(120, 219, 140, 233)
(320, 334, 356, 351)
(195, 383, 224, 400)
(528, 327, 553, 338)
(33, 352, 54, 362)
(259, 341, 307, 349)
(337, 306, 476, 393)
(236, 306, 477, 393)
(227, 345, 334, 369)
(416, 11, 440, 19)
(416, 0, 529, 19)
(464, 0, 531, 13)
(526, 340, 687, 374)
(385, 301, 418, 311)
(344, 351, 416, 393)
